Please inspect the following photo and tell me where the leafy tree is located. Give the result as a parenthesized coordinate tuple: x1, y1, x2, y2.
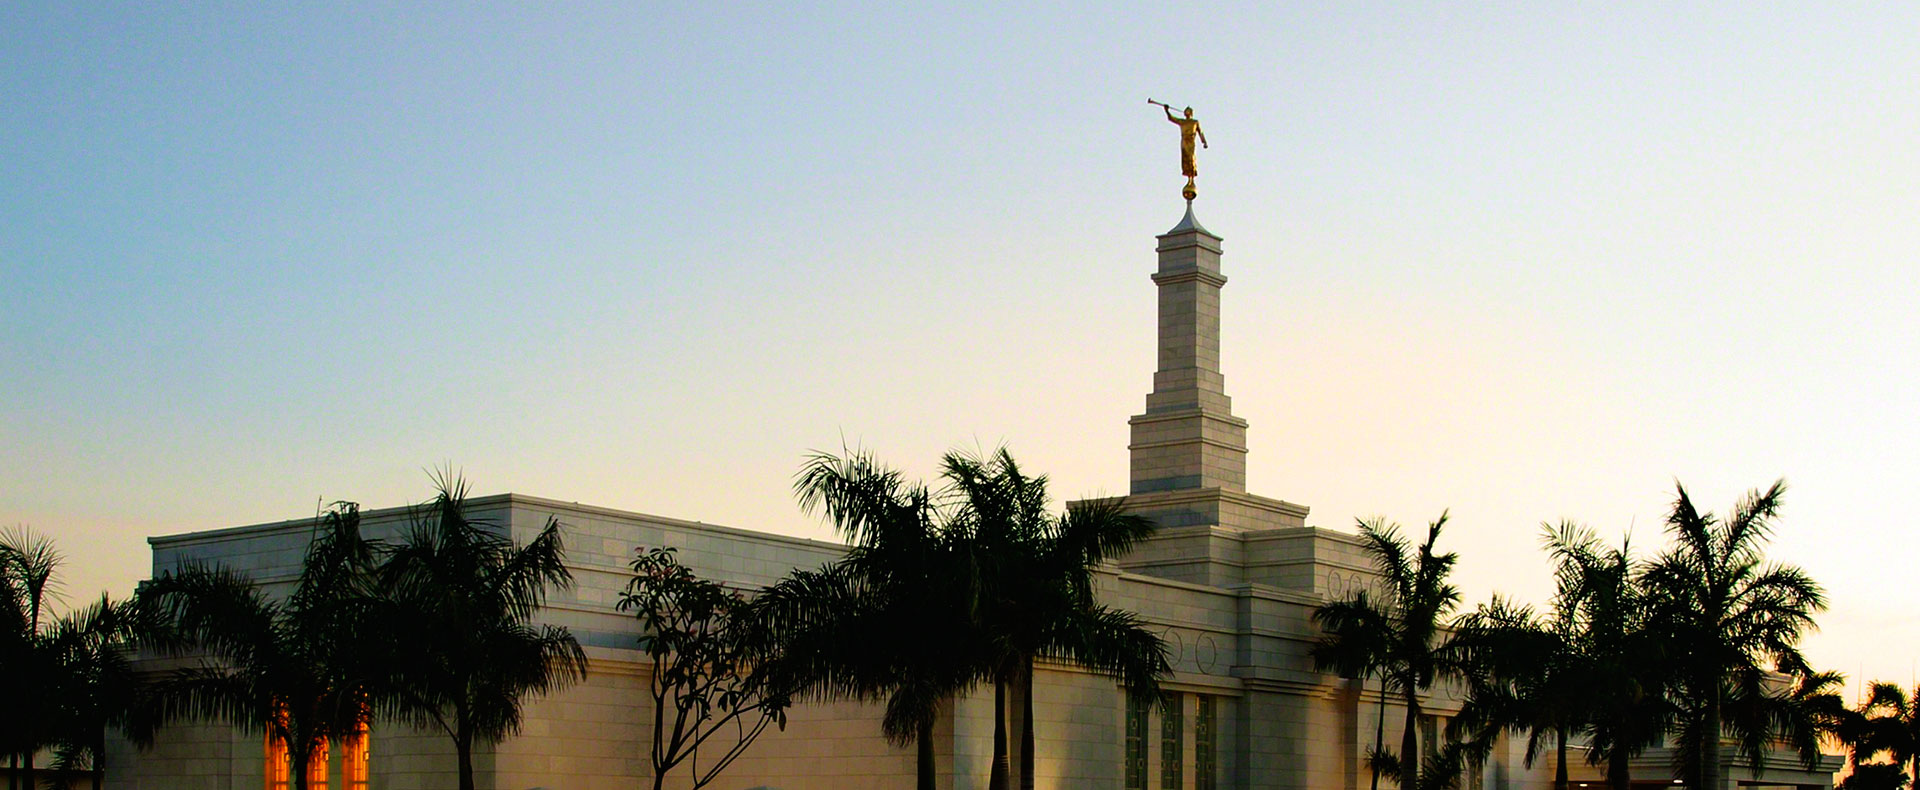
(1313, 514, 1468, 790)
(1641, 480, 1827, 790)
(618, 546, 790, 790)
(136, 504, 378, 790)
(374, 475, 588, 790)
(941, 449, 1166, 790)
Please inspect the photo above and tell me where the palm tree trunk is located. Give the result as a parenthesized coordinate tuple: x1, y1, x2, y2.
(91, 734, 107, 790)
(1402, 683, 1421, 790)
(989, 676, 1010, 790)
(1554, 727, 1569, 790)
(1701, 688, 1722, 790)
(23, 748, 33, 790)
(1020, 656, 1035, 790)
(456, 727, 476, 790)
(1607, 746, 1630, 790)
(917, 716, 936, 790)
(1372, 673, 1385, 790)
(92, 731, 108, 790)
(289, 743, 308, 790)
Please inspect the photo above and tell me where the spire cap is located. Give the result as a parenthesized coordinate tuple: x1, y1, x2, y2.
(1161, 202, 1217, 239)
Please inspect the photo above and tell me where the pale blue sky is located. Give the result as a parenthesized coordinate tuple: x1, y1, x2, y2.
(5, 3, 1919, 697)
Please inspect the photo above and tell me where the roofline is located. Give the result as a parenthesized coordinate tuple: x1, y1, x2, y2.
(147, 492, 850, 555)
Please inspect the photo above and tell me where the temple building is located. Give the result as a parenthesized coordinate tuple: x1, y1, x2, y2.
(107, 206, 1841, 790)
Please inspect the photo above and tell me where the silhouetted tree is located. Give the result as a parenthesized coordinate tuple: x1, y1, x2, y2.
(618, 547, 790, 790)
(1848, 683, 1920, 789)
(137, 505, 377, 790)
(3, 527, 68, 790)
(1641, 480, 1826, 790)
(942, 449, 1166, 790)
(40, 592, 143, 790)
(1314, 514, 1469, 790)
(758, 450, 986, 790)
(374, 475, 588, 790)
(1549, 525, 1672, 790)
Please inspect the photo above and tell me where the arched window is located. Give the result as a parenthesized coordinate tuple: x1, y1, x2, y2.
(265, 718, 367, 790)
(308, 740, 328, 790)
(343, 722, 370, 790)
(264, 733, 289, 790)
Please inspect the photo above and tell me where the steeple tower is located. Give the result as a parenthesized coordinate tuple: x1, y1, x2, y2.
(1105, 203, 1311, 588)
(1128, 205, 1248, 494)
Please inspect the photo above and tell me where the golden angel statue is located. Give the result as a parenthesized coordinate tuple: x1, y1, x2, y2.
(1149, 99, 1208, 200)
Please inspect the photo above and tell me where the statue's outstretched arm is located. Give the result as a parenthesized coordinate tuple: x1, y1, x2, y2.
(1164, 106, 1178, 123)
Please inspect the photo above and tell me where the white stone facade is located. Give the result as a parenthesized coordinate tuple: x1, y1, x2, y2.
(111, 492, 1400, 790)
(107, 209, 1839, 790)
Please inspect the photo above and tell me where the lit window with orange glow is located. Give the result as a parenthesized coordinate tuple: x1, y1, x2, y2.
(344, 724, 370, 790)
(264, 733, 289, 790)
(307, 739, 328, 790)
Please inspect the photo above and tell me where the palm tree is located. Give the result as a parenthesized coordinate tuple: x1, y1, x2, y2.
(3, 529, 49, 789)
(3, 527, 66, 789)
(373, 475, 588, 790)
(1452, 593, 1577, 790)
(941, 449, 1047, 790)
(757, 559, 978, 790)
(1843, 763, 1913, 790)
(1545, 525, 1671, 790)
(1720, 669, 1851, 772)
(40, 592, 144, 789)
(767, 449, 1168, 790)
(1311, 583, 1393, 790)
(1313, 514, 1468, 790)
(2, 530, 49, 790)
(1641, 480, 1826, 790)
(1459, 524, 1673, 790)
(942, 449, 1167, 790)
(762, 449, 987, 790)
(136, 504, 378, 790)
(3, 528, 147, 790)
(1848, 683, 1920, 789)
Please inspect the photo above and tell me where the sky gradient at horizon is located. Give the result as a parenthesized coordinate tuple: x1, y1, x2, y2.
(5, 3, 1919, 700)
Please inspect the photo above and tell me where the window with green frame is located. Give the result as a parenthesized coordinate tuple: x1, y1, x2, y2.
(1161, 694, 1184, 790)
(1126, 694, 1150, 790)
(1195, 695, 1216, 790)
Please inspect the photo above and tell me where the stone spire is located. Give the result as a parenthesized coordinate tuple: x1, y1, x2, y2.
(1096, 203, 1310, 588)
(1127, 204, 1250, 494)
